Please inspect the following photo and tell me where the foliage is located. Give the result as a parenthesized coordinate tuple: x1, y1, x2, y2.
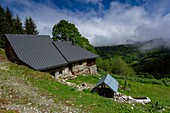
(0, 6, 13, 48)
(95, 44, 170, 79)
(96, 57, 135, 76)
(110, 57, 136, 76)
(0, 48, 5, 55)
(95, 44, 141, 63)
(4, 7, 13, 34)
(0, 5, 38, 48)
(52, 20, 80, 42)
(0, 5, 5, 48)
(99, 71, 170, 86)
(52, 19, 96, 53)
(75, 36, 97, 53)
(12, 15, 24, 34)
(24, 16, 39, 35)
(132, 48, 170, 79)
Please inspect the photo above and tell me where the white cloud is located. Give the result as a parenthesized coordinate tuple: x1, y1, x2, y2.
(4, 0, 170, 48)
(76, 0, 103, 4)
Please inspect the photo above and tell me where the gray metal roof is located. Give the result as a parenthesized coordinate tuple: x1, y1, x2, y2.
(93, 74, 118, 93)
(53, 41, 99, 63)
(5, 34, 68, 70)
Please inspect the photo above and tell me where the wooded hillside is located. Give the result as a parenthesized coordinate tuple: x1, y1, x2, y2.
(95, 40, 170, 79)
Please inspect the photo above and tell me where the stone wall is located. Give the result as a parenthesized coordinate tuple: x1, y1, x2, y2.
(89, 64, 97, 75)
(72, 61, 90, 75)
(54, 66, 72, 79)
(54, 60, 97, 79)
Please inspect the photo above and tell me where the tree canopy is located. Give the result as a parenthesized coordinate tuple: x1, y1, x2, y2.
(12, 15, 24, 34)
(24, 16, 39, 35)
(0, 5, 39, 48)
(52, 20, 96, 53)
(0, 5, 5, 48)
(0, 6, 14, 48)
(96, 57, 136, 76)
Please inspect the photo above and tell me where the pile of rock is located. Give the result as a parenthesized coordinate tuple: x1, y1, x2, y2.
(114, 93, 135, 104)
(57, 79, 91, 91)
(113, 92, 151, 104)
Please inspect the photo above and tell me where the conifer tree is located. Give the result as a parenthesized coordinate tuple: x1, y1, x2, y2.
(0, 6, 13, 48)
(0, 5, 5, 34)
(0, 5, 5, 48)
(4, 7, 13, 33)
(0, 5, 39, 48)
(12, 15, 24, 34)
(24, 16, 39, 35)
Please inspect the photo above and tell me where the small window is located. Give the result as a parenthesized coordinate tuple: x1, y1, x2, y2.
(59, 70, 62, 74)
(79, 61, 82, 65)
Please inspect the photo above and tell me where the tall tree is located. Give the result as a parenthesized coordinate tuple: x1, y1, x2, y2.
(52, 19, 96, 53)
(4, 7, 13, 33)
(0, 5, 5, 33)
(52, 20, 81, 42)
(24, 16, 39, 35)
(12, 15, 24, 34)
(110, 57, 135, 76)
(0, 5, 5, 48)
(0, 6, 13, 48)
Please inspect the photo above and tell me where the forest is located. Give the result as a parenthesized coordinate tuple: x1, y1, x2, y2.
(0, 4, 38, 48)
(95, 42, 170, 79)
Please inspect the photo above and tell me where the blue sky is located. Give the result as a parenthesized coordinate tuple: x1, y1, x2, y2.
(2, 0, 170, 47)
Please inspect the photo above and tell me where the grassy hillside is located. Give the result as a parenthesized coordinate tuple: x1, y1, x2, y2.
(0, 48, 170, 112)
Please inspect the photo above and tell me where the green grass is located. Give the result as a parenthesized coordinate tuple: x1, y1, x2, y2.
(99, 71, 170, 86)
(67, 75, 99, 85)
(68, 73, 170, 112)
(0, 48, 5, 55)
(0, 58, 170, 112)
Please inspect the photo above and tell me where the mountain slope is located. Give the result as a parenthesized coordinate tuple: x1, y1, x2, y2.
(95, 39, 170, 78)
(0, 48, 170, 112)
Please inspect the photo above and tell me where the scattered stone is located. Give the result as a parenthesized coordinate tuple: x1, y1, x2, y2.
(113, 92, 151, 104)
(57, 77, 93, 91)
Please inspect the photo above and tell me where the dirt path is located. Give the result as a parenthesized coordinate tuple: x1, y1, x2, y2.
(0, 61, 80, 113)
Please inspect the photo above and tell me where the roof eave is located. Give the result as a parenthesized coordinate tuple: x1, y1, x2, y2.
(36, 63, 68, 71)
(68, 56, 98, 64)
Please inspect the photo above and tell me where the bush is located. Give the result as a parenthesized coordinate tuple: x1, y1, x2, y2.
(110, 57, 136, 76)
(96, 57, 136, 76)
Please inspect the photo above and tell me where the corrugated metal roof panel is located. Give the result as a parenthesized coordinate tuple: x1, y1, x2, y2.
(93, 74, 118, 93)
(53, 41, 99, 63)
(5, 34, 68, 70)
(104, 74, 118, 93)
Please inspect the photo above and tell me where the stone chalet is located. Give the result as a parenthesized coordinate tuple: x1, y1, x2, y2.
(5, 34, 99, 78)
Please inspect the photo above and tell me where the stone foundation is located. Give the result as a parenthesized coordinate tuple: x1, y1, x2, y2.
(54, 60, 97, 79)
(89, 65, 97, 75)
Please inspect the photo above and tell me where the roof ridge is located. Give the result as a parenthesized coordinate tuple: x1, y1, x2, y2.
(52, 41, 69, 63)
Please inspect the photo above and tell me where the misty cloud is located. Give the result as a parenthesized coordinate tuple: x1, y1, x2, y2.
(3, 0, 170, 48)
(139, 38, 166, 51)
